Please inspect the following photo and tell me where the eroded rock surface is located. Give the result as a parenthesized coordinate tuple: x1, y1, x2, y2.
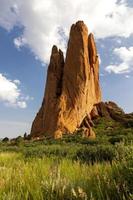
(90, 101, 133, 128)
(31, 21, 102, 138)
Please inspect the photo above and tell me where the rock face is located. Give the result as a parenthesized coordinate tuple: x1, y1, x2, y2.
(30, 21, 102, 139)
(91, 101, 133, 128)
(91, 101, 124, 120)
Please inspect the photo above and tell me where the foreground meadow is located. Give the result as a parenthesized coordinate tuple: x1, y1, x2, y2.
(0, 140, 133, 200)
(0, 118, 133, 199)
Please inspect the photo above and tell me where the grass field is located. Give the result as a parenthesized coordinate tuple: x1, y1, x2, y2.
(0, 117, 133, 199)
(0, 150, 133, 200)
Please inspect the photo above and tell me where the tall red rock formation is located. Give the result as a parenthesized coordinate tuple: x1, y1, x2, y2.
(30, 21, 102, 139)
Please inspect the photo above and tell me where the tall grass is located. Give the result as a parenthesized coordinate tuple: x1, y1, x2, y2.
(0, 152, 132, 200)
(0, 119, 133, 200)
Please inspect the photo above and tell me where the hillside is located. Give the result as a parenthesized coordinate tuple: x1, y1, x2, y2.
(0, 114, 133, 199)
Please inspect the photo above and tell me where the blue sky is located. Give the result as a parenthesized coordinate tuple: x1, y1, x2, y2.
(0, 0, 133, 138)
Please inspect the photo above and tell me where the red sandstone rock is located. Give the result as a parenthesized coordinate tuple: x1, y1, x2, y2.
(30, 21, 101, 138)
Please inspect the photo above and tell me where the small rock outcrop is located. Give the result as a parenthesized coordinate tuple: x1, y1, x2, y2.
(91, 101, 133, 128)
(91, 101, 124, 120)
(30, 21, 102, 138)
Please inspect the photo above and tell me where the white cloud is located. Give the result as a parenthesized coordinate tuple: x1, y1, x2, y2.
(0, 0, 133, 63)
(13, 79, 21, 84)
(105, 46, 133, 74)
(17, 101, 27, 108)
(14, 37, 26, 49)
(116, 39, 122, 44)
(114, 47, 133, 63)
(0, 73, 29, 108)
(105, 63, 130, 74)
(98, 54, 101, 64)
(125, 75, 130, 78)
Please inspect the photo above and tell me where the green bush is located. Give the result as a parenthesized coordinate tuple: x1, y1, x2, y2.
(109, 135, 125, 145)
(2, 137, 9, 142)
(75, 145, 117, 164)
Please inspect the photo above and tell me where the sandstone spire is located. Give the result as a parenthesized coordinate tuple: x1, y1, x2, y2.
(30, 21, 102, 139)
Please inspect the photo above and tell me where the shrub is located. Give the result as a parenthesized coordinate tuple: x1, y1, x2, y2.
(2, 137, 9, 142)
(75, 145, 117, 164)
(23, 132, 27, 139)
(109, 135, 125, 145)
(14, 136, 24, 147)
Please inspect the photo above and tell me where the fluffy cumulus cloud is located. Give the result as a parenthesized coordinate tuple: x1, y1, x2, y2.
(0, 73, 29, 108)
(0, 0, 133, 63)
(105, 47, 133, 74)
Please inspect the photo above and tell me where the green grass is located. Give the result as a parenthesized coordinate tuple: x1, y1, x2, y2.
(0, 141, 133, 199)
(0, 151, 133, 200)
(0, 117, 133, 199)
